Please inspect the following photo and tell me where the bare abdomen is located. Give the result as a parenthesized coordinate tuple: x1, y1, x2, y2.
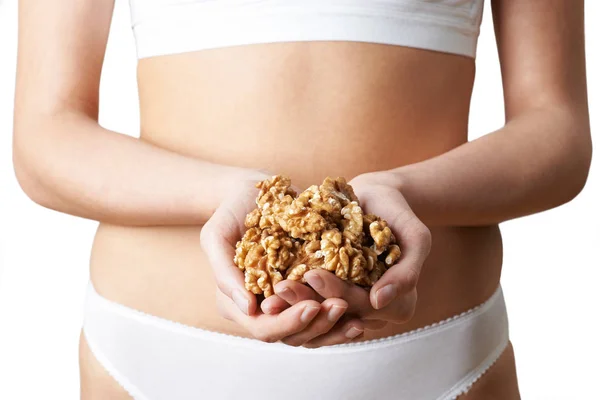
(90, 42, 502, 339)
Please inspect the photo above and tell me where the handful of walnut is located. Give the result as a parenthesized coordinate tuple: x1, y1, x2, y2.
(234, 176, 401, 297)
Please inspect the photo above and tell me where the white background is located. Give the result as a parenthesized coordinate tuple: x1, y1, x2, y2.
(0, 0, 598, 399)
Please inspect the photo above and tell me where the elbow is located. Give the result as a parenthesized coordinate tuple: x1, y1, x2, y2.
(12, 127, 55, 209)
(559, 129, 593, 204)
(571, 126, 593, 197)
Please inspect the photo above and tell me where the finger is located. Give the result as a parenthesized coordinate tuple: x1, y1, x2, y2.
(214, 288, 234, 321)
(260, 294, 291, 315)
(303, 269, 373, 316)
(303, 319, 365, 348)
(360, 187, 431, 309)
(369, 217, 428, 310)
(273, 280, 324, 305)
(361, 319, 388, 331)
(200, 204, 257, 316)
(281, 299, 348, 347)
(375, 288, 418, 324)
(218, 290, 322, 343)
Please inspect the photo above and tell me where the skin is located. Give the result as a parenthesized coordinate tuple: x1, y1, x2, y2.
(14, 0, 591, 398)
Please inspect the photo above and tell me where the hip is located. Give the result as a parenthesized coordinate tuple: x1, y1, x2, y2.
(82, 280, 509, 400)
(89, 223, 504, 339)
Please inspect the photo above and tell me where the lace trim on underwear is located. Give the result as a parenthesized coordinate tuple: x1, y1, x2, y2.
(86, 282, 504, 354)
(83, 283, 507, 399)
(83, 330, 509, 400)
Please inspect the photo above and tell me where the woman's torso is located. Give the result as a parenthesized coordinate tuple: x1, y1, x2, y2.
(89, 42, 503, 339)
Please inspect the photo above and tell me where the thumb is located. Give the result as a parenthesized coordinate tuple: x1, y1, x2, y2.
(359, 186, 431, 310)
(200, 202, 257, 316)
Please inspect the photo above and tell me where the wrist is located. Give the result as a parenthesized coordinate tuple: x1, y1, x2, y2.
(387, 167, 430, 225)
(353, 169, 408, 193)
(387, 168, 410, 194)
(217, 167, 273, 203)
(235, 168, 273, 189)
(353, 168, 422, 220)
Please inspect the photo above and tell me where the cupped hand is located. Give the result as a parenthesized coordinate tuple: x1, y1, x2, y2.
(216, 289, 364, 346)
(200, 170, 364, 346)
(271, 171, 432, 328)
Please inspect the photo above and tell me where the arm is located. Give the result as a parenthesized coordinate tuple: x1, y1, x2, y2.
(15, 0, 365, 347)
(271, 1, 592, 327)
(384, 0, 592, 227)
(13, 0, 263, 226)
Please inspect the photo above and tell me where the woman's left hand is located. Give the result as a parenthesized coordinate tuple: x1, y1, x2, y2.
(266, 171, 432, 338)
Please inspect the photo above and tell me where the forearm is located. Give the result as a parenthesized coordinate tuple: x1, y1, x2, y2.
(389, 107, 592, 227)
(13, 112, 262, 226)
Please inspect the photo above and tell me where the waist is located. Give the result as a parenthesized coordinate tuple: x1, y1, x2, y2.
(95, 42, 488, 338)
(90, 223, 503, 339)
(136, 42, 475, 188)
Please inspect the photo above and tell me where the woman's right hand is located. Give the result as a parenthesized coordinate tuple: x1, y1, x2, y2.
(200, 170, 361, 345)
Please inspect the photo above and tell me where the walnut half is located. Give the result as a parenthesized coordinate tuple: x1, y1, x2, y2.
(234, 176, 402, 297)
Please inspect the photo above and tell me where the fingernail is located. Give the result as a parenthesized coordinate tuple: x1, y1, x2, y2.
(345, 327, 363, 339)
(277, 287, 297, 303)
(263, 305, 278, 315)
(375, 284, 398, 309)
(305, 273, 324, 290)
(327, 305, 347, 322)
(232, 289, 249, 315)
(300, 306, 320, 323)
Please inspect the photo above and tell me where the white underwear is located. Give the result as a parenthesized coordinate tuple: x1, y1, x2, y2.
(83, 283, 509, 400)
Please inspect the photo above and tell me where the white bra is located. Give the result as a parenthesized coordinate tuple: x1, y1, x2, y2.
(129, 0, 485, 59)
